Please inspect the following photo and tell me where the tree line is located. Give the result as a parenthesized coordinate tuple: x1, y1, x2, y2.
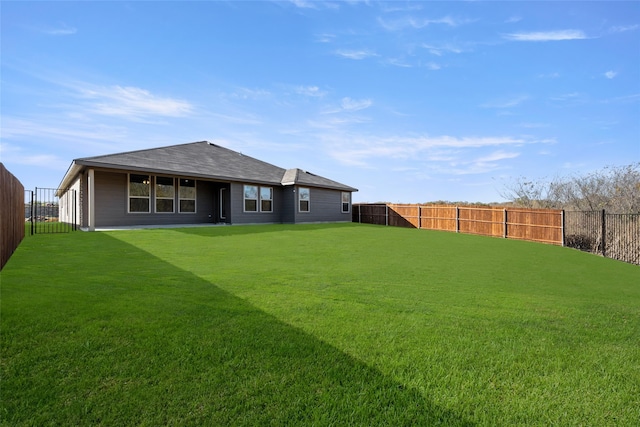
(501, 163, 640, 214)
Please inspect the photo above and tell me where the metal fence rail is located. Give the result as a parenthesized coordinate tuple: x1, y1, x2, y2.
(26, 187, 77, 235)
(564, 210, 639, 265)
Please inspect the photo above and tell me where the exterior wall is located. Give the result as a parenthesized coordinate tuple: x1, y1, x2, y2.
(280, 187, 296, 223)
(230, 183, 352, 224)
(293, 186, 352, 223)
(59, 176, 81, 226)
(92, 170, 219, 227)
(65, 168, 353, 228)
(229, 182, 284, 224)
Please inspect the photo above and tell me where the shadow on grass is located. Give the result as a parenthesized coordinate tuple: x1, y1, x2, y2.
(1, 232, 472, 426)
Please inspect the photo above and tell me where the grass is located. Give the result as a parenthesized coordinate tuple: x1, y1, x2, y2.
(1, 223, 639, 426)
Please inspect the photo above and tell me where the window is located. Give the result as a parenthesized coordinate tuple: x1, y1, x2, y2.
(179, 179, 196, 213)
(244, 185, 258, 212)
(299, 187, 310, 212)
(260, 187, 273, 212)
(129, 174, 150, 213)
(155, 176, 175, 213)
(341, 192, 351, 213)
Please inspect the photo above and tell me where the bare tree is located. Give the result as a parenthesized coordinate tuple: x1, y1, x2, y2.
(502, 163, 640, 213)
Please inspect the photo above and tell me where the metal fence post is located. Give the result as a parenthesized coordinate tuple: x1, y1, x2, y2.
(503, 208, 507, 239)
(31, 188, 36, 235)
(385, 204, 389, 226)
(601, 209, 606, 257)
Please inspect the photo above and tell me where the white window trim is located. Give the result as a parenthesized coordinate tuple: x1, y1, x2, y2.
(341, 192, 351, 213)
(128, 173, 151, 214)
(178, 178, 197, 214)
(260, 186, 273, 213)
(298, 187, 310, 213)
(243, 184, 259, 213)
(155, 176, 176, 214)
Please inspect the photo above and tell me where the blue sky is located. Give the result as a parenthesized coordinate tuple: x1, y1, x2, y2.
(2, 1, 639, 203)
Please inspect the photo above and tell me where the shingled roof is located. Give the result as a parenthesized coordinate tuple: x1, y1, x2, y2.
(60, 141, 356, 191)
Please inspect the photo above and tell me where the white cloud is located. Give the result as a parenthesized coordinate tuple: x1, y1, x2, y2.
(610, 24, 639, 33)
(378, 15, 471, 31)
(288, 0, 318, 9)
(426, 62, 441, 71)
(42, 23, 77, 35)
(422, 43, 464, 56)
(76, 85, 193, 119)
(295, 85, 327, 97)
(334, 49, 378, 60)
(481, 95, 529, 109)
(315, 33, 336, 43)
(503, 30, 587, 42)
(1, 116, 128, 144)
(340, 97, 372, 111)
(474, 150, 520, 163)
(604, 70, 618, 79)
(327, 134, 533, 167)
(505, 16, 522, 24)
(287, 0, 340, 10)
(385, 58, 412, 68)
(1, 141, 84, 170)
(549, 92, 586, 105)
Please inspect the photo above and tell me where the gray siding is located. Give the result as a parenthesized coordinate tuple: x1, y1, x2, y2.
(294, 186, 351, 223)
(280, 187, 296, 223)
(229, 183, 351, 224)
(69, 170, 353, 228)
(229, 182, 283, 224)
(93, 170, 218, 227)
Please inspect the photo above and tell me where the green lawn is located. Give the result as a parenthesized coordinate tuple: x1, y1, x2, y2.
(1, 223, 639, 426)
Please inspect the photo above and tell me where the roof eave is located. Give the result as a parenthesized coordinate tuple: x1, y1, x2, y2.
(57, 161, 83, 194)
(74, 159, 284, 186)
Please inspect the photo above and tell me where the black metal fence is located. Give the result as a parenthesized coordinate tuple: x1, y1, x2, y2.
(564, 210, 639, 265)
(25, 187, 78, 235)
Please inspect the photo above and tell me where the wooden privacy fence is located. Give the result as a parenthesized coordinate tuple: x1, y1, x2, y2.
(1, 163, 25, 270)
(353, 203, 564, 245)
(353, 204, 640, 265)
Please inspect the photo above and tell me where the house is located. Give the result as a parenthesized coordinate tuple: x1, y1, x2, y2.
(57, 141, 357, 230)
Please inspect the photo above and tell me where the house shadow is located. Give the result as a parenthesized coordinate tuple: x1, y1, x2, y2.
(2, 231, 474, 426)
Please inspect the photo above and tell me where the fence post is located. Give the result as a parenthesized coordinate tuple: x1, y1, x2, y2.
(601, 209, 606, 257)
(456, 206, 460, 233)
(503, 208, 507, 239)
(561, 210, 565, 247)
(31, 188, 36, 235)
(358, 204, 361, 224)
(418, 205, 421, 229)
(385, 204, 389, 226)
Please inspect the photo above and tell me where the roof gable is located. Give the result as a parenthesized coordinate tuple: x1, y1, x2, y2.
(63, 141, 357, 191)
(282, 168, 357, 191)
(75, 141, 286, 185)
